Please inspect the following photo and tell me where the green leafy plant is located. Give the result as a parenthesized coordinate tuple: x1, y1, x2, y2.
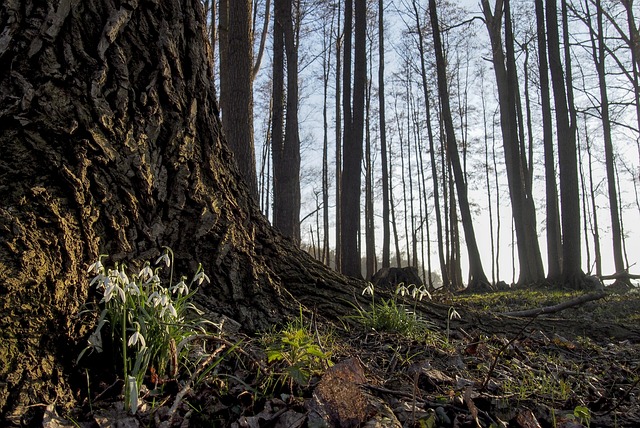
(263, 310, 333, 392)
(349, 282, 431, 337)
(78, 247, 213, 413)
(574, 405, 591, 427)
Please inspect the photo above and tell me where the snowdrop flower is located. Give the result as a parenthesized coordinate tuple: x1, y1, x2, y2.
(171, 277, 188, 295)
(412, 285, 431, 301)
(102, 280, 125, 303)
(449, 307, 461, 320)
(87, 259, 104, 275)
(396, 284, 409, 297)
(145, 274, 161, 287)
(128, 330, 146, 349)
(138, 263, 153, 281)
(147, 291, 161, 307)
(155, 252, 171, 268)
(193, 270, 210, 285)
(90, 273, 106, 288)
(117, 268, 129, 285)
(161, 303, 177, 319)
(125, 281, 140, 296)
(362, 283, 375, 296)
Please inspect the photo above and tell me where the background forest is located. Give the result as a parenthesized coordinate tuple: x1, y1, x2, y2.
(210, 0, 639, 289)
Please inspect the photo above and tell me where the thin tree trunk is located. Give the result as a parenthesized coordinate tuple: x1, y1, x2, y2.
(410, 0, 448, 289)
(535, 0, 562, 280)
(253, 0, 271, 79)
(340, 0, 365, 277)
(378, 0, 390, 270)
(481, 0, 545, 285)
(335, 1, 342, 272)
(429, 0, 489, 289)
(587, 0, 626, 279)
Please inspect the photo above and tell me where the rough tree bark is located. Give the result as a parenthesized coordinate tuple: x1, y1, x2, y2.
(0, 0, 361, 422)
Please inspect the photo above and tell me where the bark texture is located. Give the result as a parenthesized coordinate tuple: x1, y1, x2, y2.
(0, 0, 360, 422)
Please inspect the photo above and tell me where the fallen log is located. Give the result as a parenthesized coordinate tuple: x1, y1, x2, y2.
(501, 291, 606, 317)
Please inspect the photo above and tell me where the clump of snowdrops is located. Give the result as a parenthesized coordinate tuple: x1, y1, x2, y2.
(78, 247, 212, 413)
(350, 282, 432, 336)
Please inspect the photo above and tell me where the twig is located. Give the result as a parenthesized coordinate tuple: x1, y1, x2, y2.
(481, 316, 538, 391)
(500, 291, 606, 317)
(164, 343, 227, 425)
(597, 373, 640, 416)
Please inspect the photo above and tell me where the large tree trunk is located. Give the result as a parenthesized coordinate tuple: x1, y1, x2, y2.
(0, 0, 361, 421)
(219, 0, 259, 199)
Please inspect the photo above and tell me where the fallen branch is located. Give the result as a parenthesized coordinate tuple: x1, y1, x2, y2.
(500, 291, 606, 317)
(599, 272, 640, 281)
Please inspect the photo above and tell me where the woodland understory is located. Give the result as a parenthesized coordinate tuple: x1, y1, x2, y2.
(33, 284, 640, 428)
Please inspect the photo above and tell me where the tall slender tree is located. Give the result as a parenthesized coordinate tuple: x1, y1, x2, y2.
(272, 0, 301, 244)
(379, 0, 391, 269)
(340, 0, 366, 277)
(546, 0, 584, 285)
(586, 0, 627, 280)
(429, 0, 489, 289)
(534, 0, 563, 280)
(481, 0, 545, 285)
(410, 0, 448, 288)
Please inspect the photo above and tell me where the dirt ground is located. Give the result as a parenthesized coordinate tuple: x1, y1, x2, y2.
(43, 285, 640, 428)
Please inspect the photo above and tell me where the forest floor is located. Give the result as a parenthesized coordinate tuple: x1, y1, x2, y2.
(51, 283, 640, 428)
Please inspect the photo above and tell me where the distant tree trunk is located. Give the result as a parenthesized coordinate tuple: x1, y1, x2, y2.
(272, 0, 301, 244)
(397, 97, 411, 266)
(411, 0, 448, 289)
(535, 0, 562, 280)
(546, 0, 584, 285)
(340, 0, 353, 273)
(429, 0, 489, 289)
(480, 68, 497, 284)
(389, 153, 403, 267)
(252, 0, 271, 79)
(322, 11, 334, 266)
(379, 0, 391, 270)
(578, 132, 593, 272)
(365, 73, 376, 279)
(587, 0, 627, 280)
(219, 0, 258, 199)
(335, 2, 343, 272)
(481, 0, 545, 285)
(584, 125, 602, 276)
(0, 0, 365, 420)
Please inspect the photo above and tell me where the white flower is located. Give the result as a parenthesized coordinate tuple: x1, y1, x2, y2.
(90, 273, 106, 288)
(102, 280, 125, 303)
(171, 278, 188, 295)
(412, 285, 431, 301)
(155, 253, 171, 268)
(145, 274, 161, 287)
(193, 270, 210, 285)
(147, 291, 161, 307)
(449, 308, 461, 320)
(117, 268, 129, 285)
(161, 303, 177, 319)
(396, 284, 409, 297)
(87, 259, 104, 275)
(362, 283, 375, 296)
(127, 330, 146, 349)
(139, 263, 153, 281)
(125, 281, 140, 296)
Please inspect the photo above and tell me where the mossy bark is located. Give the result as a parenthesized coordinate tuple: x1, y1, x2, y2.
(0, 0, 362, 423)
